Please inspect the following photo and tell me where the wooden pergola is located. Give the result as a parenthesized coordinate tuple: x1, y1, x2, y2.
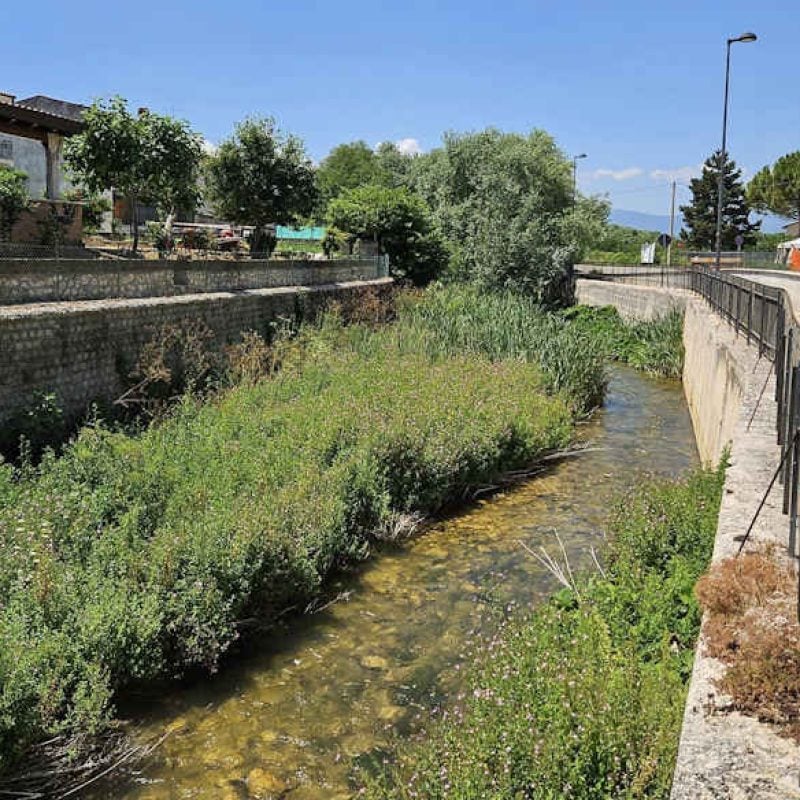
(0, 100, 84, 199)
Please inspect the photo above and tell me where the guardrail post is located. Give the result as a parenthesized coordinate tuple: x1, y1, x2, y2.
(790, 367, 800, 555)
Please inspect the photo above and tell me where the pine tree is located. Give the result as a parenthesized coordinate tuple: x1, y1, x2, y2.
(680, 150, 760, 250)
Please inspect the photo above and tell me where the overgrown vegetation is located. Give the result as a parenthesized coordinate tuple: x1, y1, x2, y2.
(0, 299, 587, 770)
(562, 305, 684, 378)
(696, 548, 800, 743)
(392, 285, 608, 414)
(362, 464, 726, 799)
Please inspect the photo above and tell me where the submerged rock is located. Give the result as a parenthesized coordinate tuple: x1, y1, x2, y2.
(360, 655, 389, 670)
(247, 767, 286, 798)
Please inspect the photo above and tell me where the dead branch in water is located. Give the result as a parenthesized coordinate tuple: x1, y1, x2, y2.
(0, 728, 169, 800)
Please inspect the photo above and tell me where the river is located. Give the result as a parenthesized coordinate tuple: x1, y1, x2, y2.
(87, 366, 698, 800)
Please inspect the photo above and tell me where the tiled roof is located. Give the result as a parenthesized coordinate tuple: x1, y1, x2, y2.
(15, 95, 87, 123)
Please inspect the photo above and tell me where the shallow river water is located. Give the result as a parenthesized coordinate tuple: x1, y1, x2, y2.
(89, 367, 697, 800)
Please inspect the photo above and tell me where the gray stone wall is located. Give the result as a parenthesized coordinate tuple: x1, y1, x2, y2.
(0, 258, 383, 305)
(0, 278, 393, 427)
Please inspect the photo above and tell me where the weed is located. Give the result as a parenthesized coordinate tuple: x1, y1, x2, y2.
(696, 549, 800, 741)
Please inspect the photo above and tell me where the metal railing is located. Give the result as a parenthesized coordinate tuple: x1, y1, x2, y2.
(583, 264, 800, 558)
(690, 265, 800, 564)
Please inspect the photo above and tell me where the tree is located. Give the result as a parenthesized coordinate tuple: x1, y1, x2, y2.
(64, 97, 202, 252)
(408, 129, 580, 304)
(748, 152, 800, 235)
(206, 117, 316, 255)
(326, 184, 447, 285)
(0, 165, 30, 242)
(375, 142, 415, 189)
(680, 150, 759, 250)
(315, 141, 381, 211)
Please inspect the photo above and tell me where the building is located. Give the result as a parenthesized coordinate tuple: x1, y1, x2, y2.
(0, 91, 86, 199)
(784, 220, 799, 239)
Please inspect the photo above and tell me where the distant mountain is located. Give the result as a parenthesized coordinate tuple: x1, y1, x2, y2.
(610, 208, 787, 235)
(608, 209, 677, 233)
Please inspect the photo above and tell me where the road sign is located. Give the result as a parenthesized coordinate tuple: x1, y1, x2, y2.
(735, 234, 745, 248)
(657, 233, 672, 248)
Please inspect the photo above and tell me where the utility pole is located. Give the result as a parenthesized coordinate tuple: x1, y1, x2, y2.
(667, 180, 676, 267)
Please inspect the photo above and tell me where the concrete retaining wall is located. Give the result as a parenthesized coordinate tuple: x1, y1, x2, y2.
(0, 258, 382, 305)
(681, 298, 747, 465)
(575, 278, 688, 321)
(0, 278, 393, 427)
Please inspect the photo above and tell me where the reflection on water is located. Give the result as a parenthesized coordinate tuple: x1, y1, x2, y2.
(89, 368, 697, 799)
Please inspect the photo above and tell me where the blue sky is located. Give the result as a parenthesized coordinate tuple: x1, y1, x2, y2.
(5, 1, 798, 225)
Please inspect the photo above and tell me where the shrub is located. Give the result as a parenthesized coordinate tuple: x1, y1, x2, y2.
(0, 165, 29, 242)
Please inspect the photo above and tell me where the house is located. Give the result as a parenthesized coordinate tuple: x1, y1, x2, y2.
(0, 92, 86, 199)
(784, 220, 799, 238)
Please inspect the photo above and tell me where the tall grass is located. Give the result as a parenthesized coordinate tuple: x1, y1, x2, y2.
(390, 285, 608, 414)
(362, 465, 725, 800)
(0, 312, 574, 769)
(562, 305, 684, 379)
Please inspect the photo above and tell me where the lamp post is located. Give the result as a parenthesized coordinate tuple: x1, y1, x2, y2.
(715, 31, 757, 268)
(572, 153, 587, 209)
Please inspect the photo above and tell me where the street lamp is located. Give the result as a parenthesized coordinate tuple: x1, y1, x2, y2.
(715, 31, 757, 268)
(572, 153, 587, 209)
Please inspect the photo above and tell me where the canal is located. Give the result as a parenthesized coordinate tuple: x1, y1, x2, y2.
(89, 366, 698, 799)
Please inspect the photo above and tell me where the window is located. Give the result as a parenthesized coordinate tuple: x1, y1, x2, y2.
(0, 137, 12, 161)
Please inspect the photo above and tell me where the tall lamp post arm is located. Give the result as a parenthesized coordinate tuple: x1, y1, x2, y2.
(715, 32, 756, 268)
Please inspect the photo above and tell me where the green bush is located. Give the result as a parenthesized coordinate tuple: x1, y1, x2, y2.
(0, 313, 574, 768)
(362, 465, 725, 799)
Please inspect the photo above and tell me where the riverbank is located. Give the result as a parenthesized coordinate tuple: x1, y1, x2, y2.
(362, 463, 725, 799)
(0, 287, 686, 785)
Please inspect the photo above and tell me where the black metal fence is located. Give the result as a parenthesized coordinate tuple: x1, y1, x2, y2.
(690, 266, 800, 557)
(585, 264, 800, 558)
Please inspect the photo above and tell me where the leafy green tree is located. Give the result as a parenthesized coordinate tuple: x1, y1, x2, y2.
(748, 152, 800, 235)
(64, 97, 202, 252)
(315, 141, 381, 210)
(408, 128, 580, 304)
(680, 150, 759, 250)
(375, 141, 415, 188)
(206, 117, 316, 255)
(0, 165, 30, 242)
(326, 184, 447, 285)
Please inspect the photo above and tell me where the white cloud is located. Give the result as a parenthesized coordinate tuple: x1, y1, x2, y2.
(588, 167, 644, 181)
(649, 165, 701, 183)
(395, 138, 423, 156)
(201, 138, 217, 156)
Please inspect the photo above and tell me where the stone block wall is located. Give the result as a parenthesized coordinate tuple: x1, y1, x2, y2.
(0, 278, 393, 428)
(0, 258, 383, 305)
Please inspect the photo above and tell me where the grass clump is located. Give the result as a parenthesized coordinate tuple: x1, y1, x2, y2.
(0, 311, 574, 770)
(562, 305, 684, 379)
(362, 464, 725, 800)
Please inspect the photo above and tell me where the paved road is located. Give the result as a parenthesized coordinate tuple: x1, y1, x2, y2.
(733, 271, 800, 321)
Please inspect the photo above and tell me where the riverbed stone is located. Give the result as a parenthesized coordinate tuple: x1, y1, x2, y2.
(360, 655, 389, 670)
(247, 767, 286, 798)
